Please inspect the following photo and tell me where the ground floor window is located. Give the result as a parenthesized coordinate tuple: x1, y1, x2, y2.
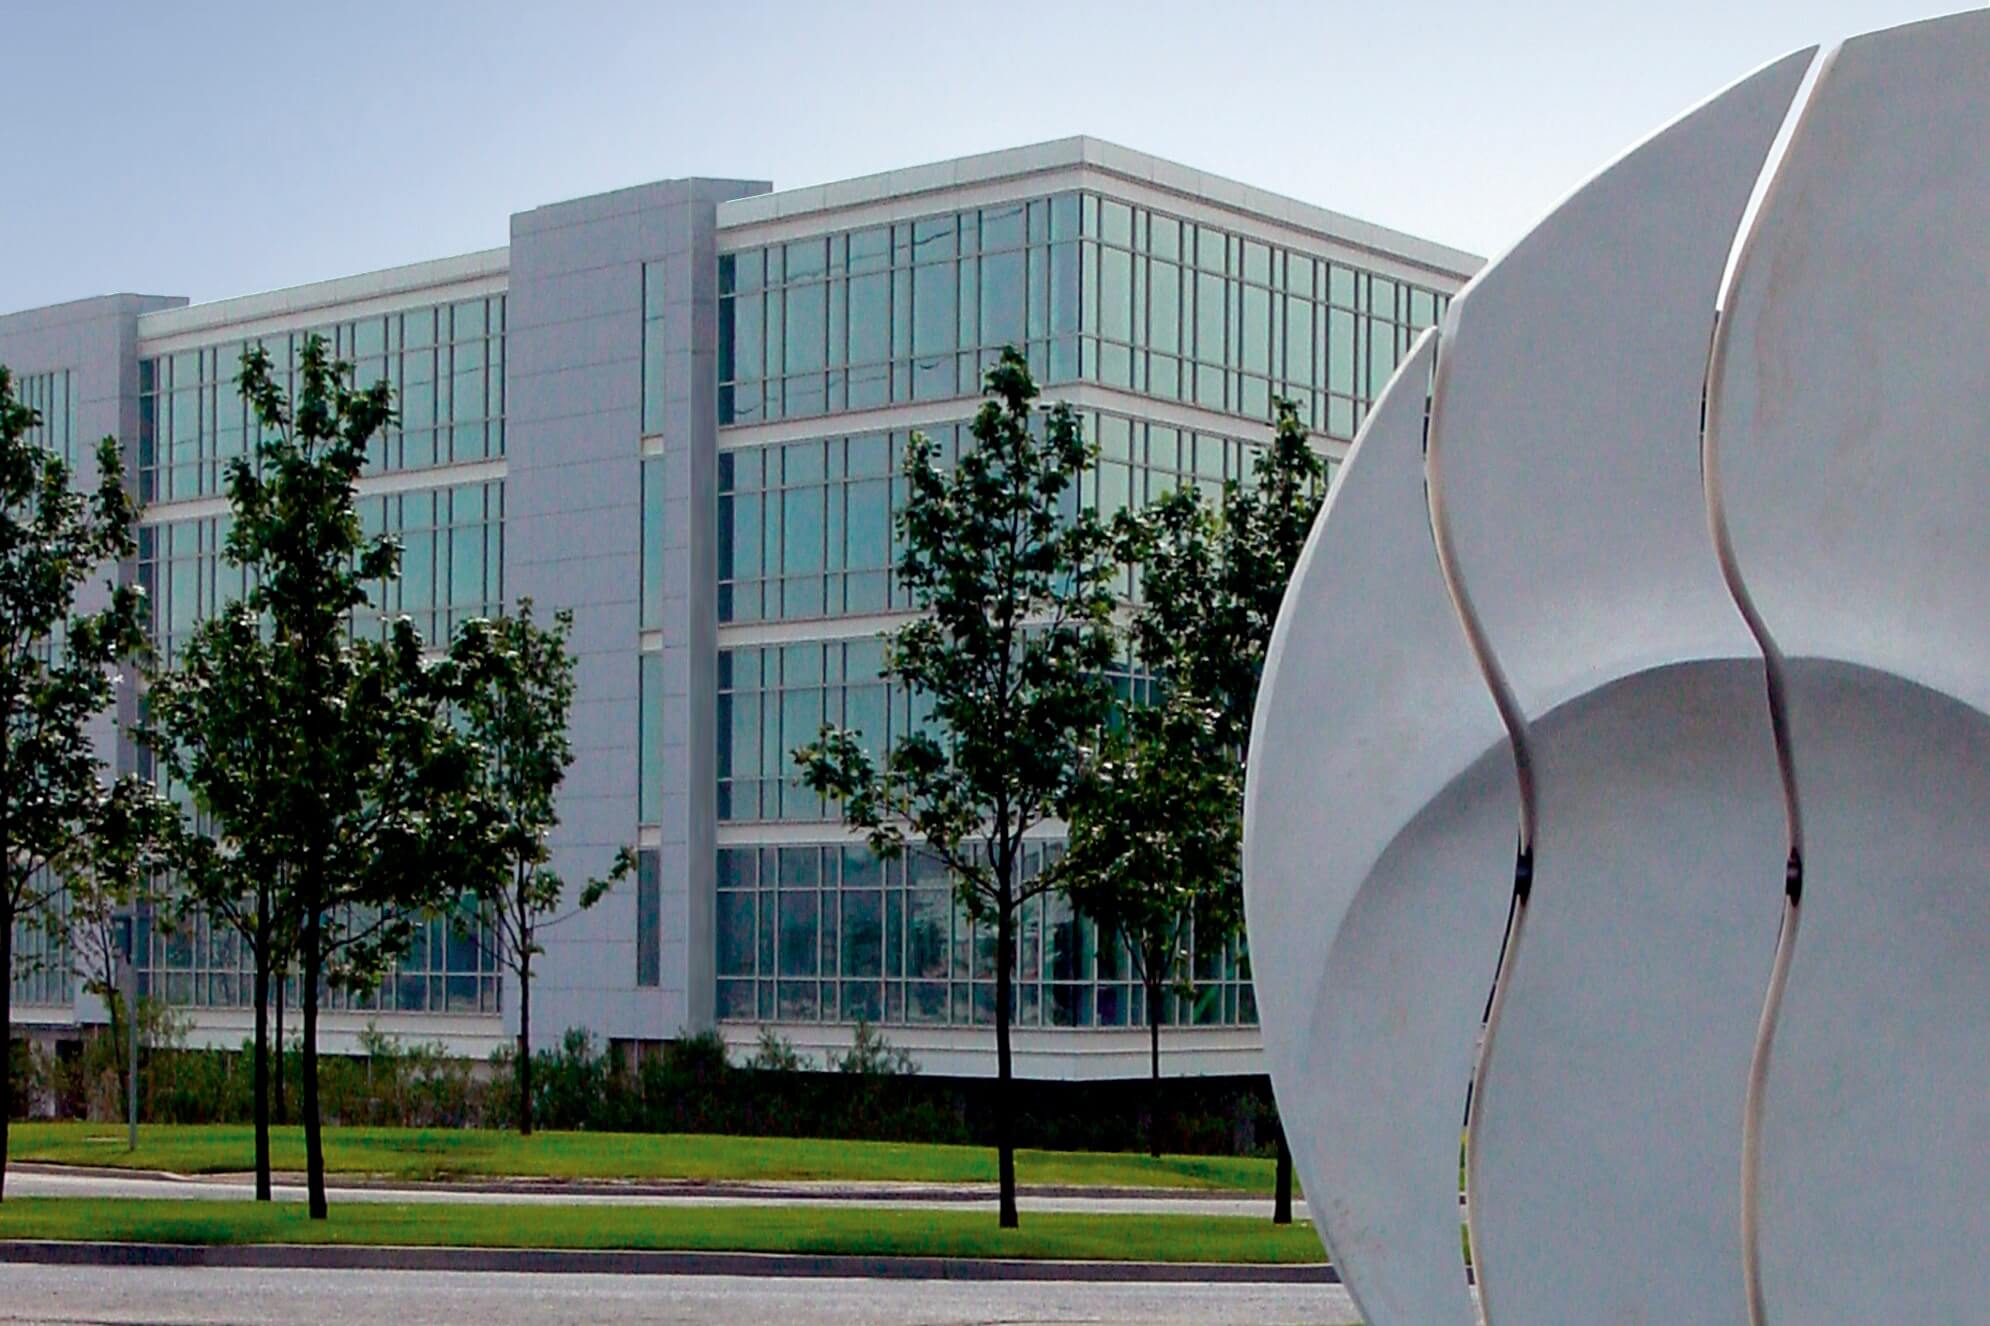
(714, 841, 1255, 1029)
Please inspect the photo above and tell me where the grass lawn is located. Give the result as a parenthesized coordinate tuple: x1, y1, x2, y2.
(10, 1123, 1276, 1193)
(0, 1197, 1323, 1264)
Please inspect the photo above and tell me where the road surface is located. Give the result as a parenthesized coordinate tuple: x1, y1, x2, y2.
(0, 1264, 1360, 1326)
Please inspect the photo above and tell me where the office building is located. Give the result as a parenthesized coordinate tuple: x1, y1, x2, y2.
(1, 138, 1479, 1077)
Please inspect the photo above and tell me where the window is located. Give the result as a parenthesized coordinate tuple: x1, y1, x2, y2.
(636, 850, 660, 988)
(140, 296, 506, 503)
(709, 840, 1254, 1031)
(639, 651, 664, 824)
(642, 263, 667, 436)
(16, 369, 76, 470)
(641, 458, 665, 631)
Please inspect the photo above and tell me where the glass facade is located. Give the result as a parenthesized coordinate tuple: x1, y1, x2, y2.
(714, 842, 1252, 1028)
(719, 410, 1315, 626)
(7, 152, 1468, 1055)
(717, 636, 1152, 826)
(128, 303, 508, 1017)
(136, 903, 501, 1015)
(358, 480, 506, 646)
(10, 872, 71, 1007)
(133, 484, 506, 1011)
(138, 479, 504, 665)
(138, 295, 505, 503)
(706, 186, 1430, 1034)
(719, 191, 1447, 436)
(718, 636, 899, 824)
(12, 374, 81, 1008)
(17, 368, 76, 468)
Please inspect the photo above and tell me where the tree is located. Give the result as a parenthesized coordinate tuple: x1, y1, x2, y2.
(1075, 397, 1327, 1204)
(1129, 397, 1326, 750)
(0, 366, 143, 1200)
(1063, 692, 1241, 1157)
(145, 336, 494, 1219)
(438, 599, 633, 1135)
(143, 605, 293, 1200)
(796, 348, 1115, 1229)
(62, 774, 176, 1124)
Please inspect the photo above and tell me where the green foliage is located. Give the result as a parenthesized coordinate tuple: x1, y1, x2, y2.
(55, 1000, 199, 1123)
(14, 1079, 1287, 1173)
(1075, 394, 1329, 956)
(0, 1196, 1327, 1265)
(435, 599, 632, 1132)
(145, 1045, 255, 1126)
(332, 1027, 481, 1128)
(1123, 396, 1327, 749)
(221, 333, 492, 986)
(747, 1025, 813, 1073)
(60, 774, 180, 1116)
(795, 347, 1116, 1225)
(794, 348, 1115, 914)
(143, 335, 500, 1217)
(527, 1028, 612, 1132)
(1064, 694, 1243, 993)
(1063, 398, 1327, 1155)
(0, 364, 145, 1193)
(835, 1019, 918, 1077)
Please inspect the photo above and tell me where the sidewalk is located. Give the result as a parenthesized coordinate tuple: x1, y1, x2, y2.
(8, 1163, 1307, 1220)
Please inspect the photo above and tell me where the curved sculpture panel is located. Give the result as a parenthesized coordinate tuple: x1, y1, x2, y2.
(1247, 11, 1987, 1324)
(1706, 12, 1990, 1320)
(1244, 332, 1514, 1326)
(1427, 51, 1808, 1326)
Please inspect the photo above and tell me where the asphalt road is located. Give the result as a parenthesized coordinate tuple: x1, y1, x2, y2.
(0, 1264, 1361, 1326)
(8, 1165, 1308, 1220)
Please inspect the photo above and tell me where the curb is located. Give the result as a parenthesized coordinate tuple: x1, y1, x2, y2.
(0, 1240, 1338, 1284)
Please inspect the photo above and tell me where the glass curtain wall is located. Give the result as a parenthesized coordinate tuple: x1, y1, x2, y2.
(715, 843, 1252, 1029)
(719, 192, 1448, 436)
(132, 301, 507, 1017)
(139, 296, 505, 503)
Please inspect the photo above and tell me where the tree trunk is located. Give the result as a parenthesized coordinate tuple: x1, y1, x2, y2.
(516, 943, 533, 1136)
(1274, 1121, 1294, 1225)
(1148, 973, 1163, 1160)
(104, 989, 126, 1125)
(273, 971, 286, 1127)
(300, 908, 327, 1220)
(252, 931, 271, 1202)
(1, 907, 14, 1203)
(994, 894, 1019, 1230)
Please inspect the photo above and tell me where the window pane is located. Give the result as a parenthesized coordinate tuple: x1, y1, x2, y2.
(641, 458, 665, 631)
(781, 485, 824, 574)
(636, 850, 661, 987)
(778, 890, 819, 977)
(848, 273, 889, 366)
(842, 889, 883, 978)
(912, 261, 958, 357)
(785, 283, 826, 374)
(717, 891, 756, 976)
(1098, 247, 1132, 344)
(639, 652, 664, 822)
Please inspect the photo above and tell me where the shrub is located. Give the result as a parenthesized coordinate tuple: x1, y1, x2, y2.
(745, 1026, 812, 1073)
(532, 1028, 609, 1131)
(21, 1013, 1282, 1157)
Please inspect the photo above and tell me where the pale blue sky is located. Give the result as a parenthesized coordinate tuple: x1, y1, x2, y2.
(1, 0, 1958, 312)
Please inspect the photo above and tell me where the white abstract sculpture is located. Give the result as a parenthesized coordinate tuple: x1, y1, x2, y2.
(1244, 11, 1990, 1326)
